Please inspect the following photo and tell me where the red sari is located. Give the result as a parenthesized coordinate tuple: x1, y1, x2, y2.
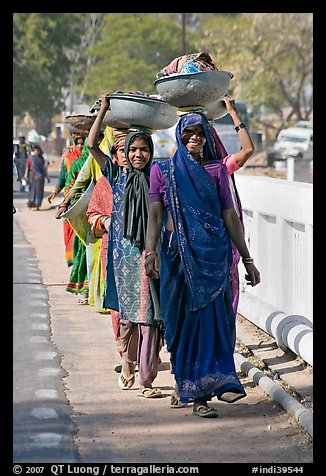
(62, 145, 82, 267)
(86, 175, 122, 356)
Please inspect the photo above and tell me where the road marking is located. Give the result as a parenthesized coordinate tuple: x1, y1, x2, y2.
(35, 389, 58, 399)
(31, 407, 59, 419)
(30, 301, 47, 307)
(35, 351, 57, 360)
(32, 323, 48, 330)
(31, 432, 63, 447)
(30, 336, 48, 343)
(30, 313, 48, 319)
(38, 367, 60, 377)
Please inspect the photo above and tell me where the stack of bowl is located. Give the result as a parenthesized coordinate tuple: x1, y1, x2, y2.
(64, 114, 98, 134)
(104, 92, 179, 131)
(153, 70, 233, 120)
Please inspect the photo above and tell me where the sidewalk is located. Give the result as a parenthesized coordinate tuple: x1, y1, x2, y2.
(13, 165, 313, 464)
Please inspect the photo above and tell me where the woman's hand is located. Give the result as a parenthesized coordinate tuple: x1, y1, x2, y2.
(55, 204, 67, 219)
(244, 262, 261, 286)
(222, 95, 236, 114)
(47, 191, 57, 204)
(145, 254, 160, 279)
(99, 93, 111, 112)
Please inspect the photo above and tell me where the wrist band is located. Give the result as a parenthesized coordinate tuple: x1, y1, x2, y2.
(100, 216, 109, 228)
(235, 123, 246, 133)
(242, 257, 254, 264)
(145, 251, 157, 259)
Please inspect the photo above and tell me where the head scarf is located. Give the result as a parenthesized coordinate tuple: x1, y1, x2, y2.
(110, 132, 128, 157)
(166, 112, 232, 311)
(123, 131, 154, 251)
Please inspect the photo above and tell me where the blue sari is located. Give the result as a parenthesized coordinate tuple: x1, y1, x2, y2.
(157, 113, 246, 403)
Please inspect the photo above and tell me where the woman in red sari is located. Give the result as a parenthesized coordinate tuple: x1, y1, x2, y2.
(51, 135, 84, 266)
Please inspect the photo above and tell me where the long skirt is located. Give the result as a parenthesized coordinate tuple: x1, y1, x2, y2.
(160, 229, 246, 404)
(119, 319, 161, 387)
(63, 221, 74, 267)
(27, 176, 45, 208)
(66, 234, 89, 296)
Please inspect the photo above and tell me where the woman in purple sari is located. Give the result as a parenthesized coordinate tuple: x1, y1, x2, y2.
(145, 112, 260, 417)
(24, 144, 50, 210)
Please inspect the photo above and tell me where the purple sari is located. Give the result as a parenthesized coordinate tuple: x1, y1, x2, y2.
(156, 113, 246, 403)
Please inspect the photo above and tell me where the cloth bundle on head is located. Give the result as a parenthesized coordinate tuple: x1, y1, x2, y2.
(156, 52, 217, 79)
(123, 130, 154, 251)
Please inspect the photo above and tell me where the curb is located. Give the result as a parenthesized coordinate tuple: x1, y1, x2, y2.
(234, 352, 313, 438)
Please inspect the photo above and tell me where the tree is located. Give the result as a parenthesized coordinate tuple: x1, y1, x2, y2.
(196, 13, 313, 130)
(83, 13, 197, 99)
(13, 13, 85, 135)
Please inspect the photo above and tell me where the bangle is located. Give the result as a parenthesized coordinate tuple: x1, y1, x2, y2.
(235, 123, 246, 133)
(100, 216, 109, 228)
(242, 257, 254, 264)
(145, 251, 157, 259)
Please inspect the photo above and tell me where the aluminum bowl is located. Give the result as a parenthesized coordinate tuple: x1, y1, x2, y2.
(108, 93, 178, 130)
(102, 107, 130, 129)
(153, 70, 233, 108)
(205, 99, 228, 121)
(64, 114, 97, 132)
(62, 179, 95, 220)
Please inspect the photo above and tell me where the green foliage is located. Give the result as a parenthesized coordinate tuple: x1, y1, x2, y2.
(13, 13, 85, 133)
(196, 13, 313, 123)
(13, 13, 313, 135)
(84, 13, 197, 99)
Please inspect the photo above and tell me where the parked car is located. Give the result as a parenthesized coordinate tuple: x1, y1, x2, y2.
(152, 125, 177, 160)
(267, 126, 313, 166)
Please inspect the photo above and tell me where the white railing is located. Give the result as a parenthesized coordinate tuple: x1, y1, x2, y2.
(235, 174, 313, 364)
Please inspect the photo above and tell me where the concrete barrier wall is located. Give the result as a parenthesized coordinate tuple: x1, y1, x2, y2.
(235, 174, 313, 325)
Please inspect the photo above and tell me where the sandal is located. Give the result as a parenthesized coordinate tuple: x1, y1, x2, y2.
(170, 390, 187, 408)
(219, 391, 246, 403)
(118, 373, 135, 390)
(193, 403, 219, 418)
(77, 296, 88, 305)
(118, 359, 135, 389)
(114, 363, 122, 373)
(138, 387, 162, 398)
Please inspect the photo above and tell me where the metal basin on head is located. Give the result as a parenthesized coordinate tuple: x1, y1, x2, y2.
(102, 107, 130, 129)
(108, 93, 179, 130)
(153, 70, 233, 108)
(205, 99, 228, 121)
(64, 114, 97, 133)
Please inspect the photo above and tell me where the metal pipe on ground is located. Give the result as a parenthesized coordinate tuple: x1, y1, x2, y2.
(238, 293, 313, 367)
(234, 352, 313, 438)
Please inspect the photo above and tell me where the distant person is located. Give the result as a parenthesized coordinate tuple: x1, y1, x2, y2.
(23, 144, 50, 210)
(13, 135, 30, 192)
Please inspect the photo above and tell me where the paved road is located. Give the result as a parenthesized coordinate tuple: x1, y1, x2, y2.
(12, 169, 313, 466)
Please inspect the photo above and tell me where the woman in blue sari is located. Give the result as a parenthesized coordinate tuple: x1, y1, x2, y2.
(145, 112, 260, 417)
(24, 144, 50, 210)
